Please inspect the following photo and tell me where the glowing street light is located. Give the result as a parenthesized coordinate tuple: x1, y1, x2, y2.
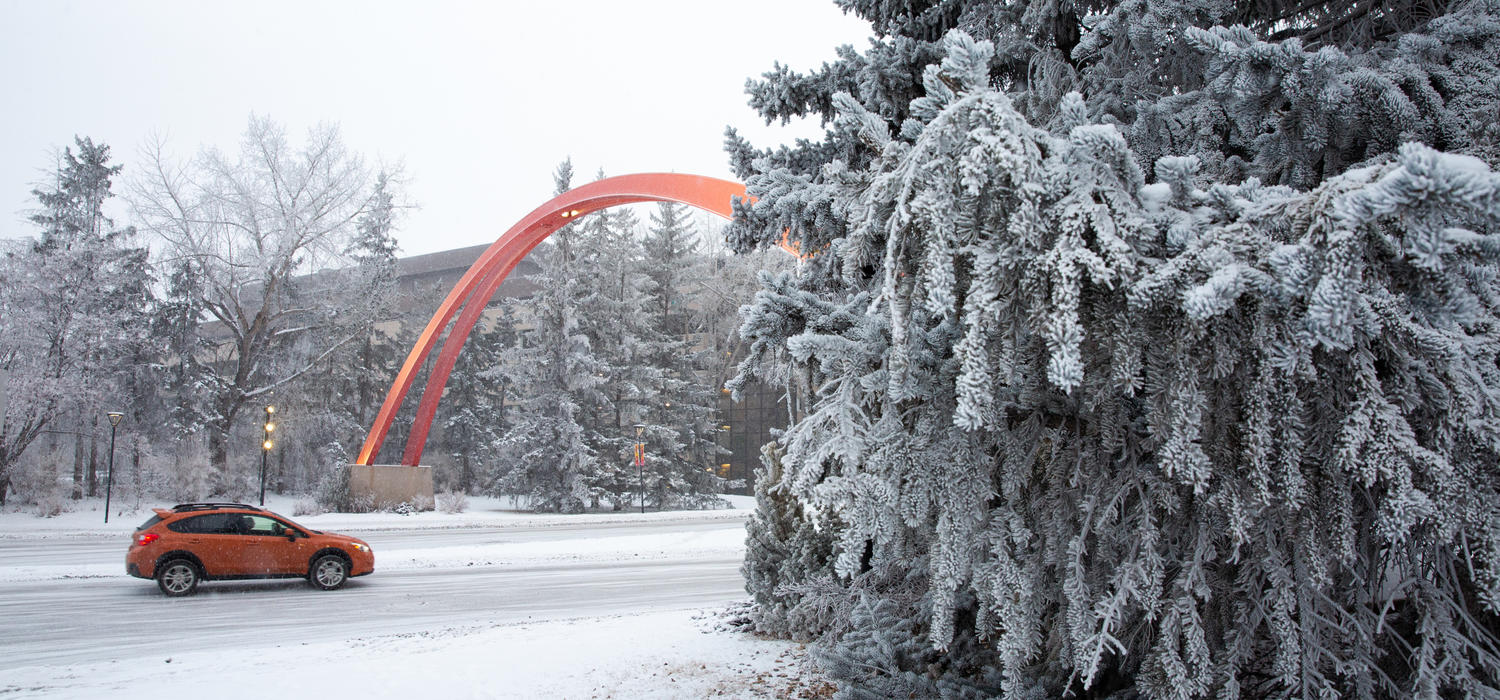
(259, 405, 275, 505)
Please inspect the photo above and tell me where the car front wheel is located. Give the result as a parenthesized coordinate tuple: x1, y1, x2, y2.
(156, 559, 199, 597)
(309, 554, 349, 590)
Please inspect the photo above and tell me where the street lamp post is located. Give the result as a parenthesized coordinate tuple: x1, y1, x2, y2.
(260, 405, 276, 506)
(103, 412, 123, 524)
(634, 424, 645, 514)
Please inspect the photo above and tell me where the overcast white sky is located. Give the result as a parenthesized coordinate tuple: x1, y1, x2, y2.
(0, 0, 871, 257)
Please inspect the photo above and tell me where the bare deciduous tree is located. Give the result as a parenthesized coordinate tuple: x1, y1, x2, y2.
(131, 116, 372, 493)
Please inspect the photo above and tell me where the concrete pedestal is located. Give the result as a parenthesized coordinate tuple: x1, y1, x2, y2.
(348, 463, 434, 511)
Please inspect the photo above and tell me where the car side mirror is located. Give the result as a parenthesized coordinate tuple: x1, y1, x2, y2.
(286, 532, 299, 542)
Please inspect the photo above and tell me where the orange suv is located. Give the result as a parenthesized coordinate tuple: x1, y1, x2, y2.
(126, 503, 374, 596)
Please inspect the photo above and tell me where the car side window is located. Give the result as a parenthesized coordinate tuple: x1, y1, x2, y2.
(167, 513, 235, 534)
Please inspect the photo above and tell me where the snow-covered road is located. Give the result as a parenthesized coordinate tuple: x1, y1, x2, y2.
(0, 515, 748, 672)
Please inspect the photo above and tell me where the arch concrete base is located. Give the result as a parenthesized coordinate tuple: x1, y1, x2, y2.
(348, 463, 434, 511)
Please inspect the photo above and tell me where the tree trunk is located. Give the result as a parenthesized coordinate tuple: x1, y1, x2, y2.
(86, 413, 99, 498)
(208, 422, 230, 496)
(358, 333, 374, 427)
(0, 442, 10, 507)
(131, 439, 142, 506)
(71, 417, 85, 500)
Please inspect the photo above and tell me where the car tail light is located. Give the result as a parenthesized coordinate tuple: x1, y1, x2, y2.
(135, 532, 160, 546)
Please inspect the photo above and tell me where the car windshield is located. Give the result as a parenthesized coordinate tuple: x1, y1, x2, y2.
(136, 514, 163, 531)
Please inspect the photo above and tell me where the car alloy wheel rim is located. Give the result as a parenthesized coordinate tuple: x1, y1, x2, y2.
(317, 559, 345, 586)
(164, 565, 193, 593)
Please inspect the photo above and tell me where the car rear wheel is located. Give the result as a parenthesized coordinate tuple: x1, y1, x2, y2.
(309, 554, 348, 590)
(156, 559, 199, 597)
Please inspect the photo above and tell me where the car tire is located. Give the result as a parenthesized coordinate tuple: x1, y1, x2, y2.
(156, 559, 199, 597)
(309, 553, 349, 590)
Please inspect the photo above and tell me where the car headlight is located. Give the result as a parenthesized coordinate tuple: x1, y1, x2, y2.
(350, 542, 370, 553)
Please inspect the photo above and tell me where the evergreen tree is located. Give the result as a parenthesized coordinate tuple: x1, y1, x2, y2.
(637, 201, 733, 508)
(643, 201, 697, 336)
(572, 188, 654, 508)
(438, 307, 515, 494)
(0, 137, 151, 506)
(277, 170, 405, 494)
(730, 3, 1500, 696)
(493, 160, 609, 512)
(741, 442, 840, 639)
(345, 171, 404, 431)
(154, 259, 212, 440)
(491, 168, 732, 510)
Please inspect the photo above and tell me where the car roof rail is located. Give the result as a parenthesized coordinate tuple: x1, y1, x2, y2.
(171, 502, 263, 513)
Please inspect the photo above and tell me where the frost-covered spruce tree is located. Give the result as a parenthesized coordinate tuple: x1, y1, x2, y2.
(493, 160, 608, 513)
(636, 201, 734, 508)
(729, 16, 1500, 700)
(435, 308, 513, 494)
(342, 171, 404, 431)
(568, 188, 656, 508)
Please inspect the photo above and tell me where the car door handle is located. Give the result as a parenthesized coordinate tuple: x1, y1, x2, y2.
(188, 539, 202, 545)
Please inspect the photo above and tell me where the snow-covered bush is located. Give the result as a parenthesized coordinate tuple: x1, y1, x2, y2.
(436, 490, 468, 514)
(312, 463, 373, 514)
(4, 445, 69, 513)
(291, 498, 323, 517)
(154, 441, 214, 504)
(32, 492, 67, 519)
(730, 15, 1500, 698)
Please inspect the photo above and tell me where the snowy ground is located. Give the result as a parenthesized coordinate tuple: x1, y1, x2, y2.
(0, 494, 831, 698)
(4, 609, 831, 699)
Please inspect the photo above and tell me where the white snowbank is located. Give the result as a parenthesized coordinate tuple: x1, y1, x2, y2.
(0, 493, 756, 536)
(375, 526, 747, 571)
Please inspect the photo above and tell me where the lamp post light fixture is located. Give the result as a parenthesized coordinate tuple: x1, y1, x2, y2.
(634, 423, 646, 514)
(260, 405, 276, 506)
(103, 412, 124, 523)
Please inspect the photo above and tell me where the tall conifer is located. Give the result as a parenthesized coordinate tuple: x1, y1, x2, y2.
(731, 2, 1500, 695)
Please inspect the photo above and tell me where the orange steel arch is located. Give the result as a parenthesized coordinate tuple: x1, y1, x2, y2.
(356, 173, 750, 467)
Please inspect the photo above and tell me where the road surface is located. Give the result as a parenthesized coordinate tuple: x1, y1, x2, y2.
(0, 518, 748, 671)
